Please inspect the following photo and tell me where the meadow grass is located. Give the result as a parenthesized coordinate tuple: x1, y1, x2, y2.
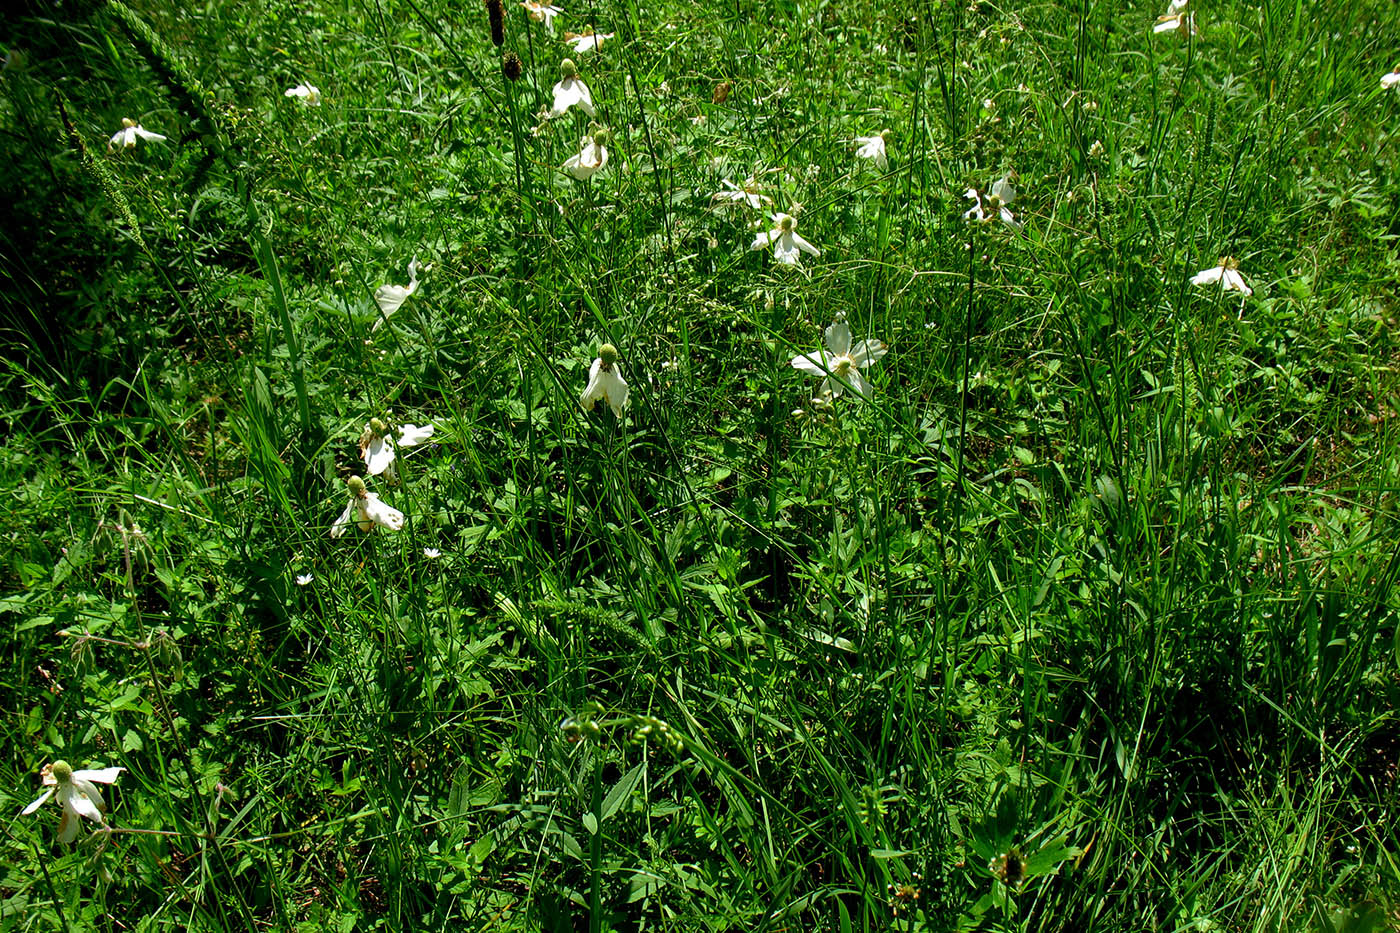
(2, 0, 1400, 929)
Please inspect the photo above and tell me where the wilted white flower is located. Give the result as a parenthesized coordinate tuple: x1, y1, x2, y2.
(854, 130, 890, 170)
(580, 343, 629, 417)
(1382, 68, 1400, 90)
(751, 213, 821, 266)
(790, 320, 888, 398)
(372, 258, 422, 331)
(296, 572, 314, 586)
(1190, 257, 1252, 296)
(565, 27, 613, 53)
(107, 118, 167, 152)
(359, 418, 436, 479)
(963, 176, 1020, 229)
(284, 83, 321, 106)
(1153, 0, 1198, 37)
(713, 177, 773, 210)
(330, 476, 405, 537)
(550, 59, 596, 118)
(563, 126, 609, 179)
(22, 760, 124, 843)
(522, 0, 562, 33)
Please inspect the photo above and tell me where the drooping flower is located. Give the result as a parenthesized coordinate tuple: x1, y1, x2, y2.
(107, 118, 167, 152)
(550, 59, 596, 118)
(854, 130, 891, 171)
(330, 476, 405, 537)
(751, 213, 821, 266)
(565, 27, 614, 53)
(963, 176, 1020, 229)
(790, 319, 888, 398)
(580, 343, 628, 417)
(1190, 257, 1252, 296)
(522, 0, 562, 34)
(284, 83, 322, 106)
(359, 418, 436, 480)
(22, 760, 124, 843)
(1153, 0, 1198, 37)
(372, 258, 422, 332)
(563, 126, 609, 179)
(1382, 67, 1400, 90)
(713, 177, 774, 210)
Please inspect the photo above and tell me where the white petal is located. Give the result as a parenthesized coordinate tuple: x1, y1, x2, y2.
(134, 127, 167, 142)
(825, 321, 853, 356)
(72, 767, 124, 784)
(1223, 269, 1252, 295)
(791, 351, 833, 375)
(1383, 72, 1400, 89)
(599, 367, 628, 416)
(1153, 16, 1179, 32)
(791, 232, 820, 257)
(330, 501, 356, 538)
(999, 206, 1021, 230)
(363, 435, 396, 475)
(398, 424, 435, 447)
(1190, 266, 1225, 286)
(851, 339, 887, 366)
(580, 359, 606, 409)
(551, 76, 595, 117)
(773, 234, 801, 265)
(58, 808, 79, 843)
(750, 229, 778, 251)
(363, 493, 405, 531)
(21, 788, 54, 815)
(847, 368, 873, 397)
(991, 177, 1016, 204)
(374, 284, 413, 317)
(59, 785, 104, 824)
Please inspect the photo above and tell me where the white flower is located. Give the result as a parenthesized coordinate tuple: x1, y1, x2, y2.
(566, 28, 614, 53)
(522, 0, 562, 33)
(330, 476, 405, 537)
(854, 130, 890, 171)
(296, 572, 314, 586)
(1153, 0, 1198, 37)
(423, 547, 442, 559)
(580, 343, 629, 417)
(563, 129, 608, 179)
(107, 118, 167, 152)
(1383, 68, 1400, 90)
(550, 59, 596, 118)
(372, 258, 422, 332)
(284, 83, 321, 106)
(22, 760, 124, 843)
(791, 320, 888, 398)
(713, 177, 774, 210)
(963, 176, 1020, 229)
(1190, 257, 1252, 296)
(358, 419, 436, 478)
(751, 213, 821, 266)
